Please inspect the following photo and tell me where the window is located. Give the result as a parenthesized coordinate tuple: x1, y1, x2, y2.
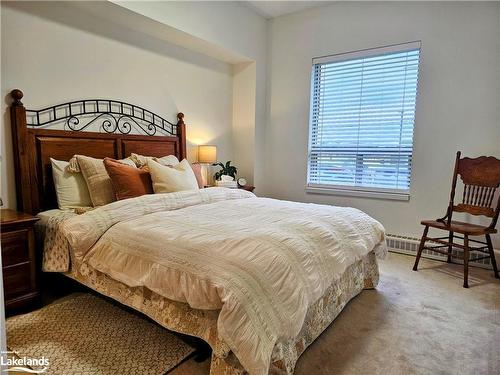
(307, 42, 421, 200)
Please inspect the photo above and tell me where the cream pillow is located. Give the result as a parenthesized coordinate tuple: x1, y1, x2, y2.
(50, 158, 92, 209)
(148, 159, 199, 193)
(76, 155, 136, 207)
(130, 153, 179, 168)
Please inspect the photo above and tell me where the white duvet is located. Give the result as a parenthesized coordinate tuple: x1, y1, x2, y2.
(61, 188, 386, 374)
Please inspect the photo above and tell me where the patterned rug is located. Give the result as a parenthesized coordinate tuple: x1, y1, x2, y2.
(6, 293, 196, 374)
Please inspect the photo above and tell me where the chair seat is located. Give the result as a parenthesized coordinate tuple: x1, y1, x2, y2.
(421, 219, 497, 235)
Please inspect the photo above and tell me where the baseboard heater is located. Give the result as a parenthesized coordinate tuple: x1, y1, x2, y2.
(386, 234, 494, 269)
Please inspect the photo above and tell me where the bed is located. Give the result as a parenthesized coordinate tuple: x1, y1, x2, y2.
(9, 89, 386, 375)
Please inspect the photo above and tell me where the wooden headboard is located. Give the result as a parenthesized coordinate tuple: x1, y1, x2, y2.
(9, 89, 187, 215)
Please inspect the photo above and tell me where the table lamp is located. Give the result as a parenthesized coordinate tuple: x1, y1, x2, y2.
(198, 145, 217, 186)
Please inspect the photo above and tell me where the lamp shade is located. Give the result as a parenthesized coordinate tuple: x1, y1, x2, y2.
(198, 145, 217, 164)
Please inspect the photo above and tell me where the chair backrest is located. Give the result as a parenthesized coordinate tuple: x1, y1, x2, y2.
(447, 151, 500, 229)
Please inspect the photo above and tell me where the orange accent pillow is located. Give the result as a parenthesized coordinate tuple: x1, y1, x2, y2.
(190, 163, 204, 188)
(103, 158, 153, 200)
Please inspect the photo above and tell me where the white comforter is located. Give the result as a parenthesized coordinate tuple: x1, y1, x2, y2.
(61, 188, 386, 374)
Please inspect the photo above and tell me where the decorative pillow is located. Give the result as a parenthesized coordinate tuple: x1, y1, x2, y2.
(130, 153, 179, 168)
(148, 159, 199, 193)
(103, 158, 153, 200)
(68, 155, 135, 173)
(190, 163, 205, 188)
(50, 158, 92, 209)
(76, 155, 136, 206)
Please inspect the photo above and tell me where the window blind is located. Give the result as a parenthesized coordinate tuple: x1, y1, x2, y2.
(307, 42, 421, 196)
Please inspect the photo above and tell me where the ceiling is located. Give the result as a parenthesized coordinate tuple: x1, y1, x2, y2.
(244, 1, 331, 19)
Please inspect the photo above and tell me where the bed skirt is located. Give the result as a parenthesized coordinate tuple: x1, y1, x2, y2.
(65, 251, 379, 375)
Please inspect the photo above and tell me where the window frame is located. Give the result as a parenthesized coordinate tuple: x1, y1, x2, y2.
(306, 41, 421, 201)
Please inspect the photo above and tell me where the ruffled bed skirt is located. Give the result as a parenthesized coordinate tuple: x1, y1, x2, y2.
(64, 250, 379, 375)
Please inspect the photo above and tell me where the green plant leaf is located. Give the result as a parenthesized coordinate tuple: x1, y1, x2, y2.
(212, 160, 238, 180)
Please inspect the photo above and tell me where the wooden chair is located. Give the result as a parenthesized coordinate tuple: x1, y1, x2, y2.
(413, 151, 500, 288)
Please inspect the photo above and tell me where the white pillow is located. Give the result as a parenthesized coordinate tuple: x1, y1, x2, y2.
(130, 153, 179, 168)
(148, 159, 199, 193)
(51, 158, 92, 209)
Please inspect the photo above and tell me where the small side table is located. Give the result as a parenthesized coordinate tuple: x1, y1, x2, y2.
(1, 208, 40, 313)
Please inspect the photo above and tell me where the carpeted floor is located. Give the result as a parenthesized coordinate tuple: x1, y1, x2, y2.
(170, 252, 500, 375)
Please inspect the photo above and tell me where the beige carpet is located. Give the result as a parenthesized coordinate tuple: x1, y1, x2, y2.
(6, 293, 195, 374)
(170, 253, 500, 375)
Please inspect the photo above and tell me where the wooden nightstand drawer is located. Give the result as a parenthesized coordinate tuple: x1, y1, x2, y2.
(3, 263, 33, 299)
(1, 208, 40, 312)
(1, 229, 31, 267)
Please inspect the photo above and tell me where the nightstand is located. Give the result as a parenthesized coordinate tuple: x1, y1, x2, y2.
(1, 209, 40, 312)
(238, 185, 255, 193)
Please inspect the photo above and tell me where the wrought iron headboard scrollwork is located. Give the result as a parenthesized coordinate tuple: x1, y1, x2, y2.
(20, 94, 180, 137)
(9, 89, 187, 214)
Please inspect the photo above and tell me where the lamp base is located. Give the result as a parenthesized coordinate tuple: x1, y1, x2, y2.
(200, 163, 212, 186)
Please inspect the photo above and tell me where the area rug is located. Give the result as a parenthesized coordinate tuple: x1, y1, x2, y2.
(6, 293, 196, 374)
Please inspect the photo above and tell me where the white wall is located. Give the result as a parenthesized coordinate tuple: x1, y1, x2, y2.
(265, 2, 500, 245)
(113, 1, 269, 187)
(0, 2, 236, 208)
(232, 62, 257, 183)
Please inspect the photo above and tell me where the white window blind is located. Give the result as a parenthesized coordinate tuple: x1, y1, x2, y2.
(307, 42, 421, 197)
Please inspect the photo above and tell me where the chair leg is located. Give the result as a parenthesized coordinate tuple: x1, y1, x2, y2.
(413, 226, 429, 271)
(463, 235, 469, 288)
(485, 234, 500, 279)
(447, 231, 454, 263)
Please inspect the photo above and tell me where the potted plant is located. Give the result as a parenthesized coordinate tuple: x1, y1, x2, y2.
(213, 161, 237, 181)
(213, 161, 238, 188)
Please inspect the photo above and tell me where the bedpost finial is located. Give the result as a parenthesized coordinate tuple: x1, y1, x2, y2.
(10, 89, 24, 106)
(177, 112, 184, 124)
